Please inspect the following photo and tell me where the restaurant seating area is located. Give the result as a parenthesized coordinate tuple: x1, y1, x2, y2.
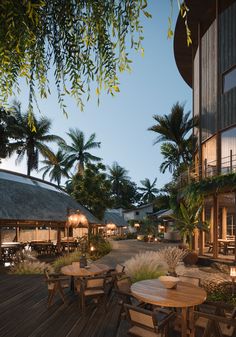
(1, 262, 235, 337)
(0, 237, 87, 264)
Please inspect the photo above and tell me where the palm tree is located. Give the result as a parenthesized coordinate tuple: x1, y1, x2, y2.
(8, 102, 64, 176)
(159, 142, 180, 174)
(107, 162, 130, 198)
(61, 128, 101, 175)
(148, 102, 196, 165)
(138, 178, 159, 203)
(39, 149, 70, 186)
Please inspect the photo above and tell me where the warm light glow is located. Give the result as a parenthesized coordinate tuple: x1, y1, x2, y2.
(106, 223, 116, 230)
(134, 223, 140, 228)
(90, 246, 95, 252)
(68, 211, 88, 227)
(230, 266, 236, 277)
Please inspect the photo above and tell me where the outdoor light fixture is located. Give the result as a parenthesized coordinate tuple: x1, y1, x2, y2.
(230, 266, 236, 296)
(68, 211, 88, 228)
(134, 223, 140, 228)
(66, 210, 88, 253)
(106, 223, 116, 230)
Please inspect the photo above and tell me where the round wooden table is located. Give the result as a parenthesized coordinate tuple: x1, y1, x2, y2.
(131, 279, 206, 337)
(61, 263, 110, 292)
(61, 263, 110, 277)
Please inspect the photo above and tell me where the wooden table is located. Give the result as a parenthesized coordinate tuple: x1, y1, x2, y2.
(61, 263, 110, 292)
(131, 279, 206, 337)
(218, 239, 235, 255)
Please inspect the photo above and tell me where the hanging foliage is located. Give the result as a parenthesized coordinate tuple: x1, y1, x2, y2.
(0, 1, 190, 123)
(183, 173, 236, 200)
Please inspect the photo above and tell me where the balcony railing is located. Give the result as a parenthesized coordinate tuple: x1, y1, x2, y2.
(178, 153, 236, 187)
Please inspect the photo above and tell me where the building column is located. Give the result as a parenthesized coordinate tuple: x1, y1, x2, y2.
(213, 195, 219, 258)
(210, 207, 214, 242)
(222, 207, 227, 239)
(199, 207, 205, 255)
(16, 227, 20, 242)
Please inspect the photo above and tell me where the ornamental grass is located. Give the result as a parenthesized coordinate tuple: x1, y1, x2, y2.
(124, 251, 167, 283)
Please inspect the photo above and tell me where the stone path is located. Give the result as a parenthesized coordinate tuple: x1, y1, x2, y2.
(97, 239, 177, 267)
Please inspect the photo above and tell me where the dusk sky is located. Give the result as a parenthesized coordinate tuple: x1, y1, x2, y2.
(1, 1, 192, 189)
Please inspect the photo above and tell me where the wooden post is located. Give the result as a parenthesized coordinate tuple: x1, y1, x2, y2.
(222, 207, 227, 240)
(56, 226, 61, 252)
(230, 149, 233, 173)
(213, 195, 219, 258)
(35, 227, 38, 241)
(234, 192, 236, 263)
(210, 207, 214, 242)
(16, 227, 20, 242)
(0, 226, 2, 262)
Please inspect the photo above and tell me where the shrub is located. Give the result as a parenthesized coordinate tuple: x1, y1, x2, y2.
(124, 251, 167, 283)
(53, 251, 81, 273)
(10, 261, 53, 275)
(90, 240, 112, 260)
(89, 234, 112, 259)
(183, 250, 198, 265)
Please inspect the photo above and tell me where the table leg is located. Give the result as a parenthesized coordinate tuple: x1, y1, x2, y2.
(188, 306, 195, 337)
(181, 307, 187, 337)
(70, 276, 75, 293)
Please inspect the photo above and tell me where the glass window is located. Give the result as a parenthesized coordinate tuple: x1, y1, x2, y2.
(223, 66, 236, 93)
(221, 127, 236, 174)
(202, 136, 217, 177)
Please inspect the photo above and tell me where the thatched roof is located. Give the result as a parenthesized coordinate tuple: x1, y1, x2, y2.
(0, 170, 101, 226)
(103, 211, 127, 228)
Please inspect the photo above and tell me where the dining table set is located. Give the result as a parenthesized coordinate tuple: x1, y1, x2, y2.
(60, 261, 207, 337)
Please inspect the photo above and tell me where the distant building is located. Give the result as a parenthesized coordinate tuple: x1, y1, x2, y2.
(123, 203, 153, 222)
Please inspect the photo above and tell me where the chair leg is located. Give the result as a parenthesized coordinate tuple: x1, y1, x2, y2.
(48, 289, 55, 307)
(57, 283, 66, 303)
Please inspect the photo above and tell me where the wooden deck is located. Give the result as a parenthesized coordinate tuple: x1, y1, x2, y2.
(0, 274, 124, 337)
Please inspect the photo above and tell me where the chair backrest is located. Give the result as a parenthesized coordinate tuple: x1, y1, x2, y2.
(85, 276, 105, 290)
(44, 268, 55, 290)
(115, 264, 125, 274)
(125, 304, 155, 330)
(179, 275, 200, 287)
(115, 276, 132, 293)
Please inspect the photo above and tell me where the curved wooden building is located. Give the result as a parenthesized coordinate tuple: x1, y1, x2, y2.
(174, 0, 236, 261)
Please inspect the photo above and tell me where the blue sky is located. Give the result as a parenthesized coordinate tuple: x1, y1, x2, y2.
(1, 1, 191, 190)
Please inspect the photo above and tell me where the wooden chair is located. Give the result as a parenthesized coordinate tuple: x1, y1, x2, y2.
(194, 302, 236, 337)
(44, 269, 69, 307)
(114, 276, 145, 324)
(79, 276, 107, 313)
(105, 263, 126, 295)
(124, 304, 176, 337)
(178, 275, 201, 287)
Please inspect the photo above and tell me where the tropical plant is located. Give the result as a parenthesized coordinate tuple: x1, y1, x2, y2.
(7, 102, 64, 176)
(71, 163, 113, 219)
(61, 128, 101, 175)
(39, 149, 70, 186)
(107, 161, 130, 197)
(124, 251, 167, 283)
(89, 234, 112, 260)
(149, 102, 197, 174)
(171, 200, 209, 249)
(0, 1, 191, 124)
(0, 106, 17, 162)
(138, 178, 158, 203)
